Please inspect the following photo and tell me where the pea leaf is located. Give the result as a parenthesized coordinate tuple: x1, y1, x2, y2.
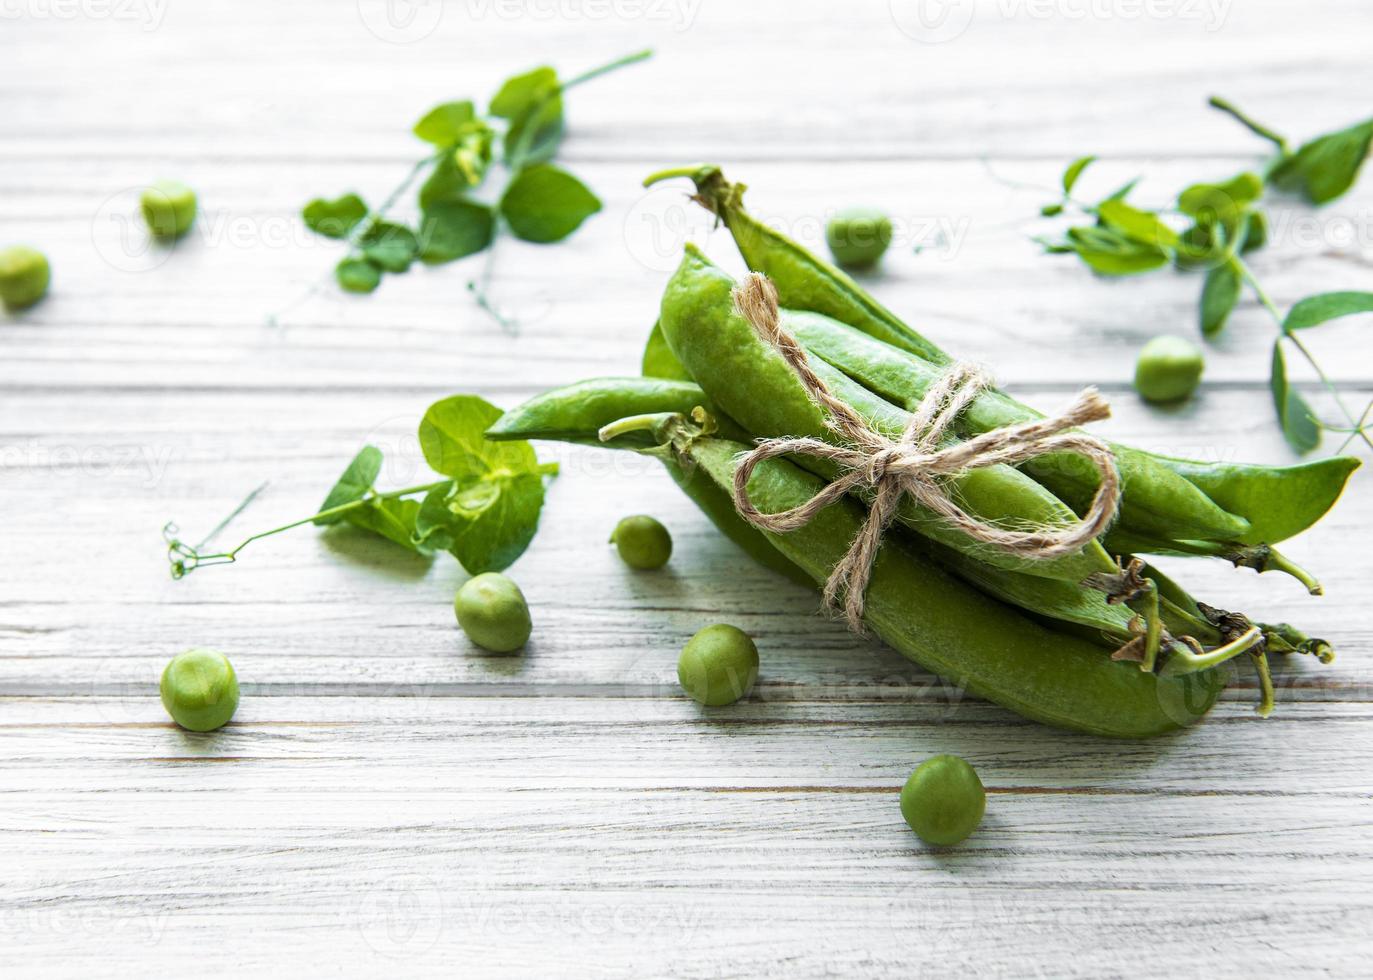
(413, 101, 476, 145)
(490, 66, 559, 119)
(1282, 291, 1373, 333)
(335, 257, 382, 294)
(419, 395, 538, 480)
(1062, 155, 1095, 195)
(303, 194, 368, 239)
(315, 446, 383, 525)
(419, 153, 474, 210)
(1200, 260, 1242, 337)
(1270, 341, 1321, 453)
(1065, 225, 1170, 276)
(419, 200, 495, 264)
(1103, 177, 1140, 202)
(345, 496, 431, 555)
(359, 221, 419, 273)
(414, 395, 553, 573)
(1178, 172, 1263, 222)
(499, 164, 601, 243)
(1269, 118, 1373, 205)
(491, 66, 563, 165)
(1097, 200, 1180, 249)
(1241, 210, 1268, 253)
(422, 472, 546, 573)
(1039, 203, 1064, 217)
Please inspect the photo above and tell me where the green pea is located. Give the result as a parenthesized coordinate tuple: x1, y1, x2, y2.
(141, 180, 198, 239)
(455, 572, 531, 653)
(160, 648, 240, 732)
(609, 514, 672, 570)
(0, 245, 51, 311)
(825, 207, 893, 269)
(899, 754, 985, 846)
(677, 624, 758, 706)
(1135, 335, 1205, 403)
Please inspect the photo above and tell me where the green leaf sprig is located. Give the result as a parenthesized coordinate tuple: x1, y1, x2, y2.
(164, 396, 558, 578)
(293, 49, 651, 330)
(1036, 97, 1373, 454)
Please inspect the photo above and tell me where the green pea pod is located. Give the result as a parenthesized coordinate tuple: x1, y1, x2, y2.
(645, 165, 952, 366)
(487, 377, 810, 586)
(676, 434, 1223, 738)
(661, 245, 1118, 583)
(1146, 454, 1360, 546)
(783, 306, 1254, 544)
(641, 320, 693, 381)
(485, 376, 747, 446)
(492, 378, 1275, 698)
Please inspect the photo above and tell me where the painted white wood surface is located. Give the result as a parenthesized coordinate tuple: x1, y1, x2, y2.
(2, 2, 1371, 976)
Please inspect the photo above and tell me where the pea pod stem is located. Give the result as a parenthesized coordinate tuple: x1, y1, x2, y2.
(597, 411, 685, 444)
(1230, 545, 1323, 596)
(1160, 626, 1264, 675)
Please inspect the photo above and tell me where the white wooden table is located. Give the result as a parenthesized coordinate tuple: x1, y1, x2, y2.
(3, 2, 1371, 975)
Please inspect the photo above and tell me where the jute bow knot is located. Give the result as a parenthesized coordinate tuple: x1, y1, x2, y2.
(729, 274, 1122, 631)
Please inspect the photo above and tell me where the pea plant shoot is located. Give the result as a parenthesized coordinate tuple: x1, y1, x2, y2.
(1035, 96, 1373, 455)
(292, 49, 652, 330)
(164, 396, 558, 578)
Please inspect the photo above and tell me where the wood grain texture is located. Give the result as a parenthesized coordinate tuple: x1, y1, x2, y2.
(2, 1, 1371, 977)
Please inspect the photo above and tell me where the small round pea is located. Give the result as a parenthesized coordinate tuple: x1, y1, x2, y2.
(0, 245, 51, 311)
(160, 648, 240, 732)
(899, 754, 986, 846)
(140, 180, 198, 239)
(609, 515, 672, 570)
(455, 572, 531, 653)
(677, 624, 758, 707)
(1134, 335, 1205, 403)
(826, 207, 893, 269)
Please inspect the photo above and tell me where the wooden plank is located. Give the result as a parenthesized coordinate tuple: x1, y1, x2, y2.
(2, 1, 1372, 976)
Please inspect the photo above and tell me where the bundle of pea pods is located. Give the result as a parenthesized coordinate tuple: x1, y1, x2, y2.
(490, 165, 1359, 738)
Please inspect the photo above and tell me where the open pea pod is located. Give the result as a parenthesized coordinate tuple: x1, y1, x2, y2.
(644, 165, 953, 367)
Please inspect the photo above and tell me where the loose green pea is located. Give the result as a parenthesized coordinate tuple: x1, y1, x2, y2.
(1134, 335, 1204, 403)
(899, 754, 986, 846)
(0, 245, 51, 311)
(610, 514, 672, 570)
(160, 648, 240, 732)
(141, 180, 198, 239)
(825, 207, 893, 269)
(455, 572, 531, 653)
(677, 624, 758, 706)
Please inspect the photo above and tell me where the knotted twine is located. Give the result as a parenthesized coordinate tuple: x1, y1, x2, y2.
(728, 274, 1122, 631)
